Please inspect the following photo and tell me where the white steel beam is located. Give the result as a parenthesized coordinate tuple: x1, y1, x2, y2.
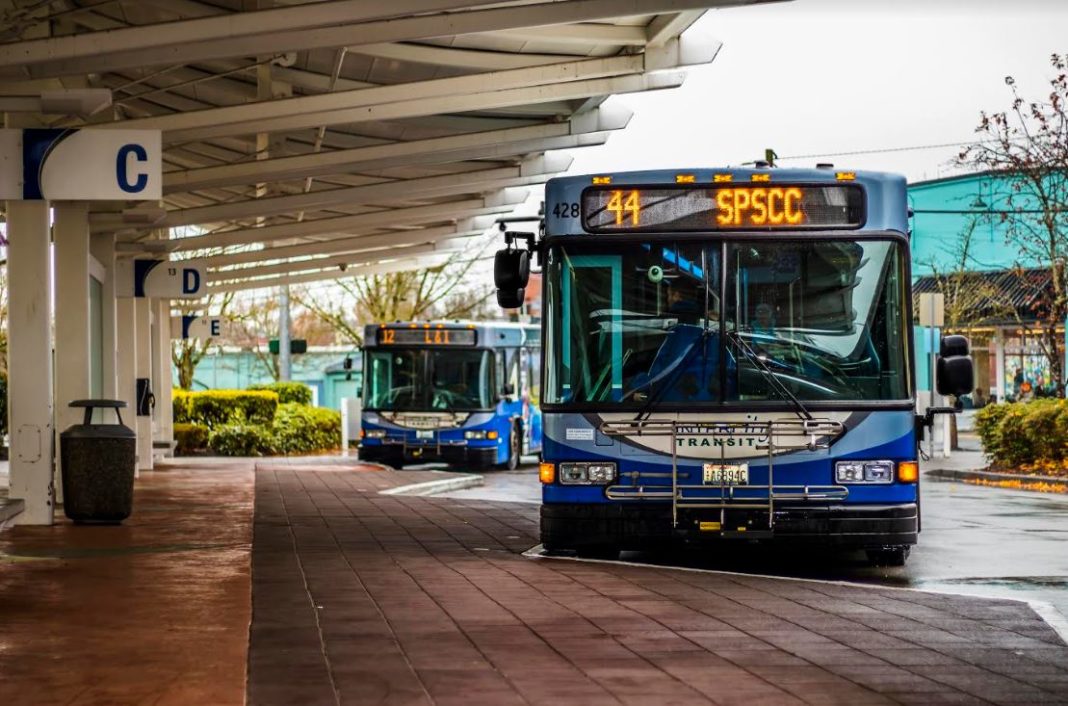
(200, 223, 481, 268)
(111, 50, 685, 141)
(486, 23, 648, 47)
(349, 42, 581, 71)
(162, 107, 627, 192)
(206, 253, 454, 293)
(0, 0, 506, 76)
(208, 239, 464, 282)
(152, 155, 570, 228)
(139, 69, 683, 144)
(119, 189, 528, 252)
(645, 10, 705, 45)
(1, 1, 769, 79)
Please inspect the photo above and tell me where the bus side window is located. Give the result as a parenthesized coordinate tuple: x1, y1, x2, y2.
(525, 347, 541, 406)
(500, 348, 520, 397)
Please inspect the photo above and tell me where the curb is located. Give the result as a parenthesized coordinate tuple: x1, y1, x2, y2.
(925, 467, 1068, 490)
(380, 473, 484, 496)
(0, 498, 24, 530)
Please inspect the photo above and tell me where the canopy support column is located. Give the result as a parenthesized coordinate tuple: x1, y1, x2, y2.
(6, 199, 54, 524)
(53, 203, 91, 506)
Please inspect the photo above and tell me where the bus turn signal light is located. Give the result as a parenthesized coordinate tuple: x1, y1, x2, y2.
(539, 463, 555, 484)
(898, 461, 919, 483)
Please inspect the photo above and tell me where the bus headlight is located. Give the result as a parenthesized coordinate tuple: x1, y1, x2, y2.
(559, 462, 617, 485)
(363, 429, 387, 439)
(835, 460, 893, 484)
(464, 430, 487, 439)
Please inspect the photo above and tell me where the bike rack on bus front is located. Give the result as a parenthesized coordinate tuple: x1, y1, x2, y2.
(599, 419, 848, 535)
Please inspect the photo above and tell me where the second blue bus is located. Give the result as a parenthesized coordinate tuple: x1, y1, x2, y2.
(359, 321, 543, 470)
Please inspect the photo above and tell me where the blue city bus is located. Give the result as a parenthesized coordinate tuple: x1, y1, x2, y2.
(359, 321, 543, 470)
(494, 167, 972, 565)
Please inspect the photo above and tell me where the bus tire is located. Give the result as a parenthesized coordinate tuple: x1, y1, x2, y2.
(866, 546, 910, 567)
(499, 421, 521, 471)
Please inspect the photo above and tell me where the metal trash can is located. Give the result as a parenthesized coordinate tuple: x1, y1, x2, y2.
(60, 400, 137, 524)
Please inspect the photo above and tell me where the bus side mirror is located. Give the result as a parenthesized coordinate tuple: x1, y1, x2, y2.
(494, 248, 529, 309)
(936, 335, 974, 397)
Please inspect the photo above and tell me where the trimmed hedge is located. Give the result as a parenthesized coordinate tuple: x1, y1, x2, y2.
(272, 403, 341, 454)
(248, 381, 313, 406)
(172, 386, 338, 457)
(172, 389, 279, 428)
(174, 422, 210, 455)
(209, 424, 278, 457)
(975, 400, 1068, 468)
(173, 389, 193, 424)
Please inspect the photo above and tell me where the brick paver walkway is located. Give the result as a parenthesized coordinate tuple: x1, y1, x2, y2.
(0, 461, 254, 706)
(250, 463, 1068, 706)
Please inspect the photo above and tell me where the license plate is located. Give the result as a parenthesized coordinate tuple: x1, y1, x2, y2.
(416, 430, 434, 439)
(703, 463, 748, 484)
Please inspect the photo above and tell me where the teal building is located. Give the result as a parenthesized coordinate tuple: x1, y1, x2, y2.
(908, 170, 1063, 401)
(174, 347, 362, 410)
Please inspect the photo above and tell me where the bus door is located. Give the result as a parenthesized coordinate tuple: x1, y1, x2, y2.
(521, 346, 543, 453)
(559, 254, 624, 403)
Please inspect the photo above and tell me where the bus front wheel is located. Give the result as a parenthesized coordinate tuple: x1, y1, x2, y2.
(499, 422, 521, 471)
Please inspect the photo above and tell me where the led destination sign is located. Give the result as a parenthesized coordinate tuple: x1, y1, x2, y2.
(582, 184, 864, 232)
(376, 328, 476, 346)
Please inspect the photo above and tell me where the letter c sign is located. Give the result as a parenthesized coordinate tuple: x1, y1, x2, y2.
(116, 143, 148, 194)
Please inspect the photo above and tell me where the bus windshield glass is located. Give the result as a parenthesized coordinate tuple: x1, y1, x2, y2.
(544, 239, 909, 406)
(365, 348, 494, 410)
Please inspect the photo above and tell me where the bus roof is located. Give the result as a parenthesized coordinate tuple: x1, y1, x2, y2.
(544, 167, 908, 236)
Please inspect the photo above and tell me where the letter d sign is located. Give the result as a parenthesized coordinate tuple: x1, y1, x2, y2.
(182, 268, 201, 295)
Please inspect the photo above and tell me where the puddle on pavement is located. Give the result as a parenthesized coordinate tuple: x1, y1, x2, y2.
(937, 575, 1068, 589)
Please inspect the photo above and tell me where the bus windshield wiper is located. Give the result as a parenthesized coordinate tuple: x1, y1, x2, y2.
(725, 330, 812, 421)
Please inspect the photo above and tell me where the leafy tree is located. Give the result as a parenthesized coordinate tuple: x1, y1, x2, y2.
(229, 295, 282, 381)
(919, 217, 1014, 330)
(296, 243, 496, 345)
(959, 53, 1068, 394)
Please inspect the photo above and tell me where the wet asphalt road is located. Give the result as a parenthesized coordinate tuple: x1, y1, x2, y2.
(442, 467, 1068, 627)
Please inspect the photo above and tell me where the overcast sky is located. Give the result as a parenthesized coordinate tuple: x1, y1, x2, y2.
(559, 0, 1068, 184)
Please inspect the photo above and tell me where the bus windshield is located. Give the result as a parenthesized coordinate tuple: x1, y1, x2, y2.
(544, 238, 910, 406)
(364, 348, 495, 411)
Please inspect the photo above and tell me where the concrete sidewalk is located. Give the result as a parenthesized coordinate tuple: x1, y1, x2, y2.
(1, 458, 1066, 705)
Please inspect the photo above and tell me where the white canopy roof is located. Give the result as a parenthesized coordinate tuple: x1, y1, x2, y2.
(0, 0, 779, 291)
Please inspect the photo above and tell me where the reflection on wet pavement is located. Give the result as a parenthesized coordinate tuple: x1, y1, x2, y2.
(454, 467, 1068, 627)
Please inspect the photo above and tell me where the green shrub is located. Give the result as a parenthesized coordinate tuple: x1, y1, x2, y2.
(248, 381, 313, 406)
(272, 403, 341, 454)
(173, 422, 210, 455)
(976, 400, 1068, 468)
(974, 401, 1011, 461)
(172, 389, 193, 424)
(208, 424, 278, 457)
(186, 390, 279, 428)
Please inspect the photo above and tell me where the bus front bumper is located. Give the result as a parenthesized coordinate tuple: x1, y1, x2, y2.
(541, 502, 918, 551)
(359, 442, 498, 468)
